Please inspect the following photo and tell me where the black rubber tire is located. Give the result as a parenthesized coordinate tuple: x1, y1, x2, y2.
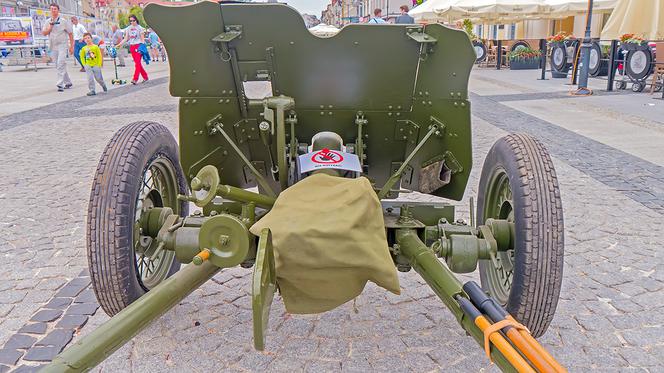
(473, 40, 487, 63)
(616, 80, 627, 90)
(87, 121, 189, 316)
(625, 49, 653, 81)
(510, 40, 530, 53)
(588, 42, 608, 77)
(477, 134, 564, 337)
(550, 43, 567, 72)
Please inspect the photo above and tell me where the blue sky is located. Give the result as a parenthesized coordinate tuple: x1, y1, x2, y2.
(282, 0, 329, 16)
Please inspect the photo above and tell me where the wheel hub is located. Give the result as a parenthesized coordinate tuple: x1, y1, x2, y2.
(482, 170, 515, 305)
(133, 156, 180, 290)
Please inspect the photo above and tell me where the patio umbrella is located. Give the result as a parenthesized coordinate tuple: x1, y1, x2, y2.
(409, 0, 461, 22)
(601, 0, 664, 40)
(544, 0, 618, 18)
(434, 0, 547, 23)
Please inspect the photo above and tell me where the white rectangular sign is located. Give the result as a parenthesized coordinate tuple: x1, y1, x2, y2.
(299, 149, 362, 174)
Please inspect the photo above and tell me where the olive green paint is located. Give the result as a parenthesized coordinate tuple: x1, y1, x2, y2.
(144, 2, 475, 200)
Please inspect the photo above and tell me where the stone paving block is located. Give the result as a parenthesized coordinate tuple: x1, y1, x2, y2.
(368, 355, 410, 372)
(340, 357, 371, 373)
(4, 334, 37, 350)
(266, 356, 306, 372)
(66, 303, 99, 316)
(30, 309, 63, 323)
(234, 351, 275, 370)
(11, 365, 46, 373)
(620, 325, 663, 347)
(0, 305, 14, 319)
(43, 297, 73, 310)
(317, 339, 350, 360)
(54, 281, 88, 298)
(55, 315, 88, 329)
(35, 329, 74, 351)
(17, 323, 48, 335)
(73, 289, 96, 304)
(403, 352, 439, 372)
(279, 337, 318, 359)
(23, 346, 60, 362)
(35, 278, 67, 291)
(0, 349, 23, 365)
(304, 360, 342, 372)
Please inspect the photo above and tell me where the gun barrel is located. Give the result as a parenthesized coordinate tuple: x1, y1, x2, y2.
(43, 261, 220, 373)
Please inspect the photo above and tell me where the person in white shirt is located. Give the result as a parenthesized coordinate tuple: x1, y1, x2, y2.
(42, 3, 74, 91)
(71, 16, 87, 71)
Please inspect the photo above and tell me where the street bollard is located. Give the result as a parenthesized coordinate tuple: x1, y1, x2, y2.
(496, 40, 502, 70)
(539, 39, 547, 80)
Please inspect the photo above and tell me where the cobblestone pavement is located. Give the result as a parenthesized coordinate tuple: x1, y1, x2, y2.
(0, 69, 663, 372)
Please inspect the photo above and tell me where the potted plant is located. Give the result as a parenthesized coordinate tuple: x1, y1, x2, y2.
(620, 33, 648, 51)
(508, 47, 541, 70)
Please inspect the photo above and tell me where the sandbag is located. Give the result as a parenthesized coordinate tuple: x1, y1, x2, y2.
(250, 173, 400, 314)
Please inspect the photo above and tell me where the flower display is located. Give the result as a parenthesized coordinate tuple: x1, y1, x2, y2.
(547, 32, 576, 45)
(508, 47, 542, 61)
(620, 33, 645, 45)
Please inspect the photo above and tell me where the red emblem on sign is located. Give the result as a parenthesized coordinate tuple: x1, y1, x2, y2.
(311, 148, 344, 164)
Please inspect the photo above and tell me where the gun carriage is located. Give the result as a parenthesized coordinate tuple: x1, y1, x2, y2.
(44, 2, 565, 372)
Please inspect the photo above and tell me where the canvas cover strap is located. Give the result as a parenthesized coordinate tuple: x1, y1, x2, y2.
(249, 173, 400, 314)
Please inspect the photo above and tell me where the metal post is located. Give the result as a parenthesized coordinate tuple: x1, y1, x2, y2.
(607, 39, 618, 91)
(496, 40, 502, 70)
(575, 0, 594, 95)
(43, 261, 220, 373)
(538, 38, 547, 80)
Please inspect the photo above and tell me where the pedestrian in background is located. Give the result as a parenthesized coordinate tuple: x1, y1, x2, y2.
(395, 5, 415, 24)
(368, 8, 387, 24)
(71, 16, 87, 72)
(115, 15, 148, 84)
(80, 32, 107, 96)
(147, 28, 161, 62)
(110, 25, 126, 67)
(42, 3, 73, 92)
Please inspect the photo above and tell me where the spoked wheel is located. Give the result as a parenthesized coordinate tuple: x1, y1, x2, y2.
(87, 121, 189, 316)
(477, 134, 564, 337)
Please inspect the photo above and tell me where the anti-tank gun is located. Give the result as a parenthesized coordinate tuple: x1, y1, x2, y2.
(44, 2, 566, 372)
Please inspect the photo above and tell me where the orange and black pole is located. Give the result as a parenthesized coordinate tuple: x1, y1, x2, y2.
(457, 295, 536, 373)
(463, 282, 567, 373)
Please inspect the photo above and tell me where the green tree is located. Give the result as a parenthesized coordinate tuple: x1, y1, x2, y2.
(118, 6, 146, 29)
(118, 11, 129, 28)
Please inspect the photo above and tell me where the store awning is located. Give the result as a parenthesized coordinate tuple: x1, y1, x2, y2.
(601, 0, 664, 40)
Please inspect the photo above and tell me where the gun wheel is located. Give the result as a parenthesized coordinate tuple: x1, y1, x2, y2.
(477, 134, 564, 337)
(87, 121, 189, 316)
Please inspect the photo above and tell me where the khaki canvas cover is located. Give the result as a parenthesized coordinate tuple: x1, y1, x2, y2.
(250, 174, 400, 314)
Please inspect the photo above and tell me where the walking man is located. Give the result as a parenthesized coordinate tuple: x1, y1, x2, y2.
(42, 3, 73, 92)
(368, 8, 387, 24)
(71, 16, 87, 71)
(395, 5, 415, 24)
(110, 25, 126, 66)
